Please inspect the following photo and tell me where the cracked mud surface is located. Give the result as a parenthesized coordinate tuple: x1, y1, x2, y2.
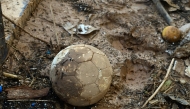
(2, 0, 190, 109)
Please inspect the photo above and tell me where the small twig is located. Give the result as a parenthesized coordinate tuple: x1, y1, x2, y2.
(13, 52, 19, 61)
(29, 77, 36, 87)
(50, 2, 60, 50)
(2, 14, 49, 45)
(152, 0, 173, 25)
(141, 58, 175, 108)
(3, 72, 23, 79)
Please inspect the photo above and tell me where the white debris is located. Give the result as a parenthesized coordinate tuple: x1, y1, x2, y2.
(63, 22, 99, 35)
(185, 66, 190, 77)
(77, 24, 99, 35)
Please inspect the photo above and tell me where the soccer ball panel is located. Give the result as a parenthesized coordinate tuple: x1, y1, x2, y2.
(53, 76, 83, 101)
(68, 47, 93, 63)
(92, 53, 110, 69)
(51, 44, 86, 69)
(50, 48, 70, 73)
(98, 67, 113, 79)
(50, 53, 78, 82)
(76, 61, 99, 85)
(81, 83, 100, 99)
(96, 76, 112, 92)
(59, 59, 78, 76)
(90, 87, 108, 105)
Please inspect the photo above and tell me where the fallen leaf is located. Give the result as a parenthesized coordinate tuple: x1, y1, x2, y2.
(160, 79, 172, 91)
(162, 0, 179, 9)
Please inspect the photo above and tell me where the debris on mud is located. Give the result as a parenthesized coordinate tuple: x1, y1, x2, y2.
(1, 0, 190, 109)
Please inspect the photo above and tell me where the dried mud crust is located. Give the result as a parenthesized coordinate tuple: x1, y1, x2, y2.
(3, 0, 190, 109)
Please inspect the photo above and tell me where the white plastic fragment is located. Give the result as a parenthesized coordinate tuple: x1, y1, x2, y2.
(77, 24, 99, 35)
(62, 22, 99, 35)
(179, 78, 186, 84)
(179, 23, 190, 33)
(185, 66, 190, 78)
(178, 23, 190, 45)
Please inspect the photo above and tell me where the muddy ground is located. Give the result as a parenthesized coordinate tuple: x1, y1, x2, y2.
(1, 0, 190, 109)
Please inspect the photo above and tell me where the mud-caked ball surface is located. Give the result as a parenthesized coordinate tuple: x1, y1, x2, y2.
(50, 44, 112, 106)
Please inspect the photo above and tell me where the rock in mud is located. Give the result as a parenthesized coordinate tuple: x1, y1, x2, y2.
(173, 42, 190, 58)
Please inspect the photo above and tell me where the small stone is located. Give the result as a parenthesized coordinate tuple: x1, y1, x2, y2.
(179, 78, 186, 84)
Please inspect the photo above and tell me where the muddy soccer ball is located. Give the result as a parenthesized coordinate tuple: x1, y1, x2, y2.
(50, 44, 112, 106)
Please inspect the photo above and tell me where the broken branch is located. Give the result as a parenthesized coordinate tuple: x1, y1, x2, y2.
(141, 58, 175, 108)
(3, 72, 23, 79)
